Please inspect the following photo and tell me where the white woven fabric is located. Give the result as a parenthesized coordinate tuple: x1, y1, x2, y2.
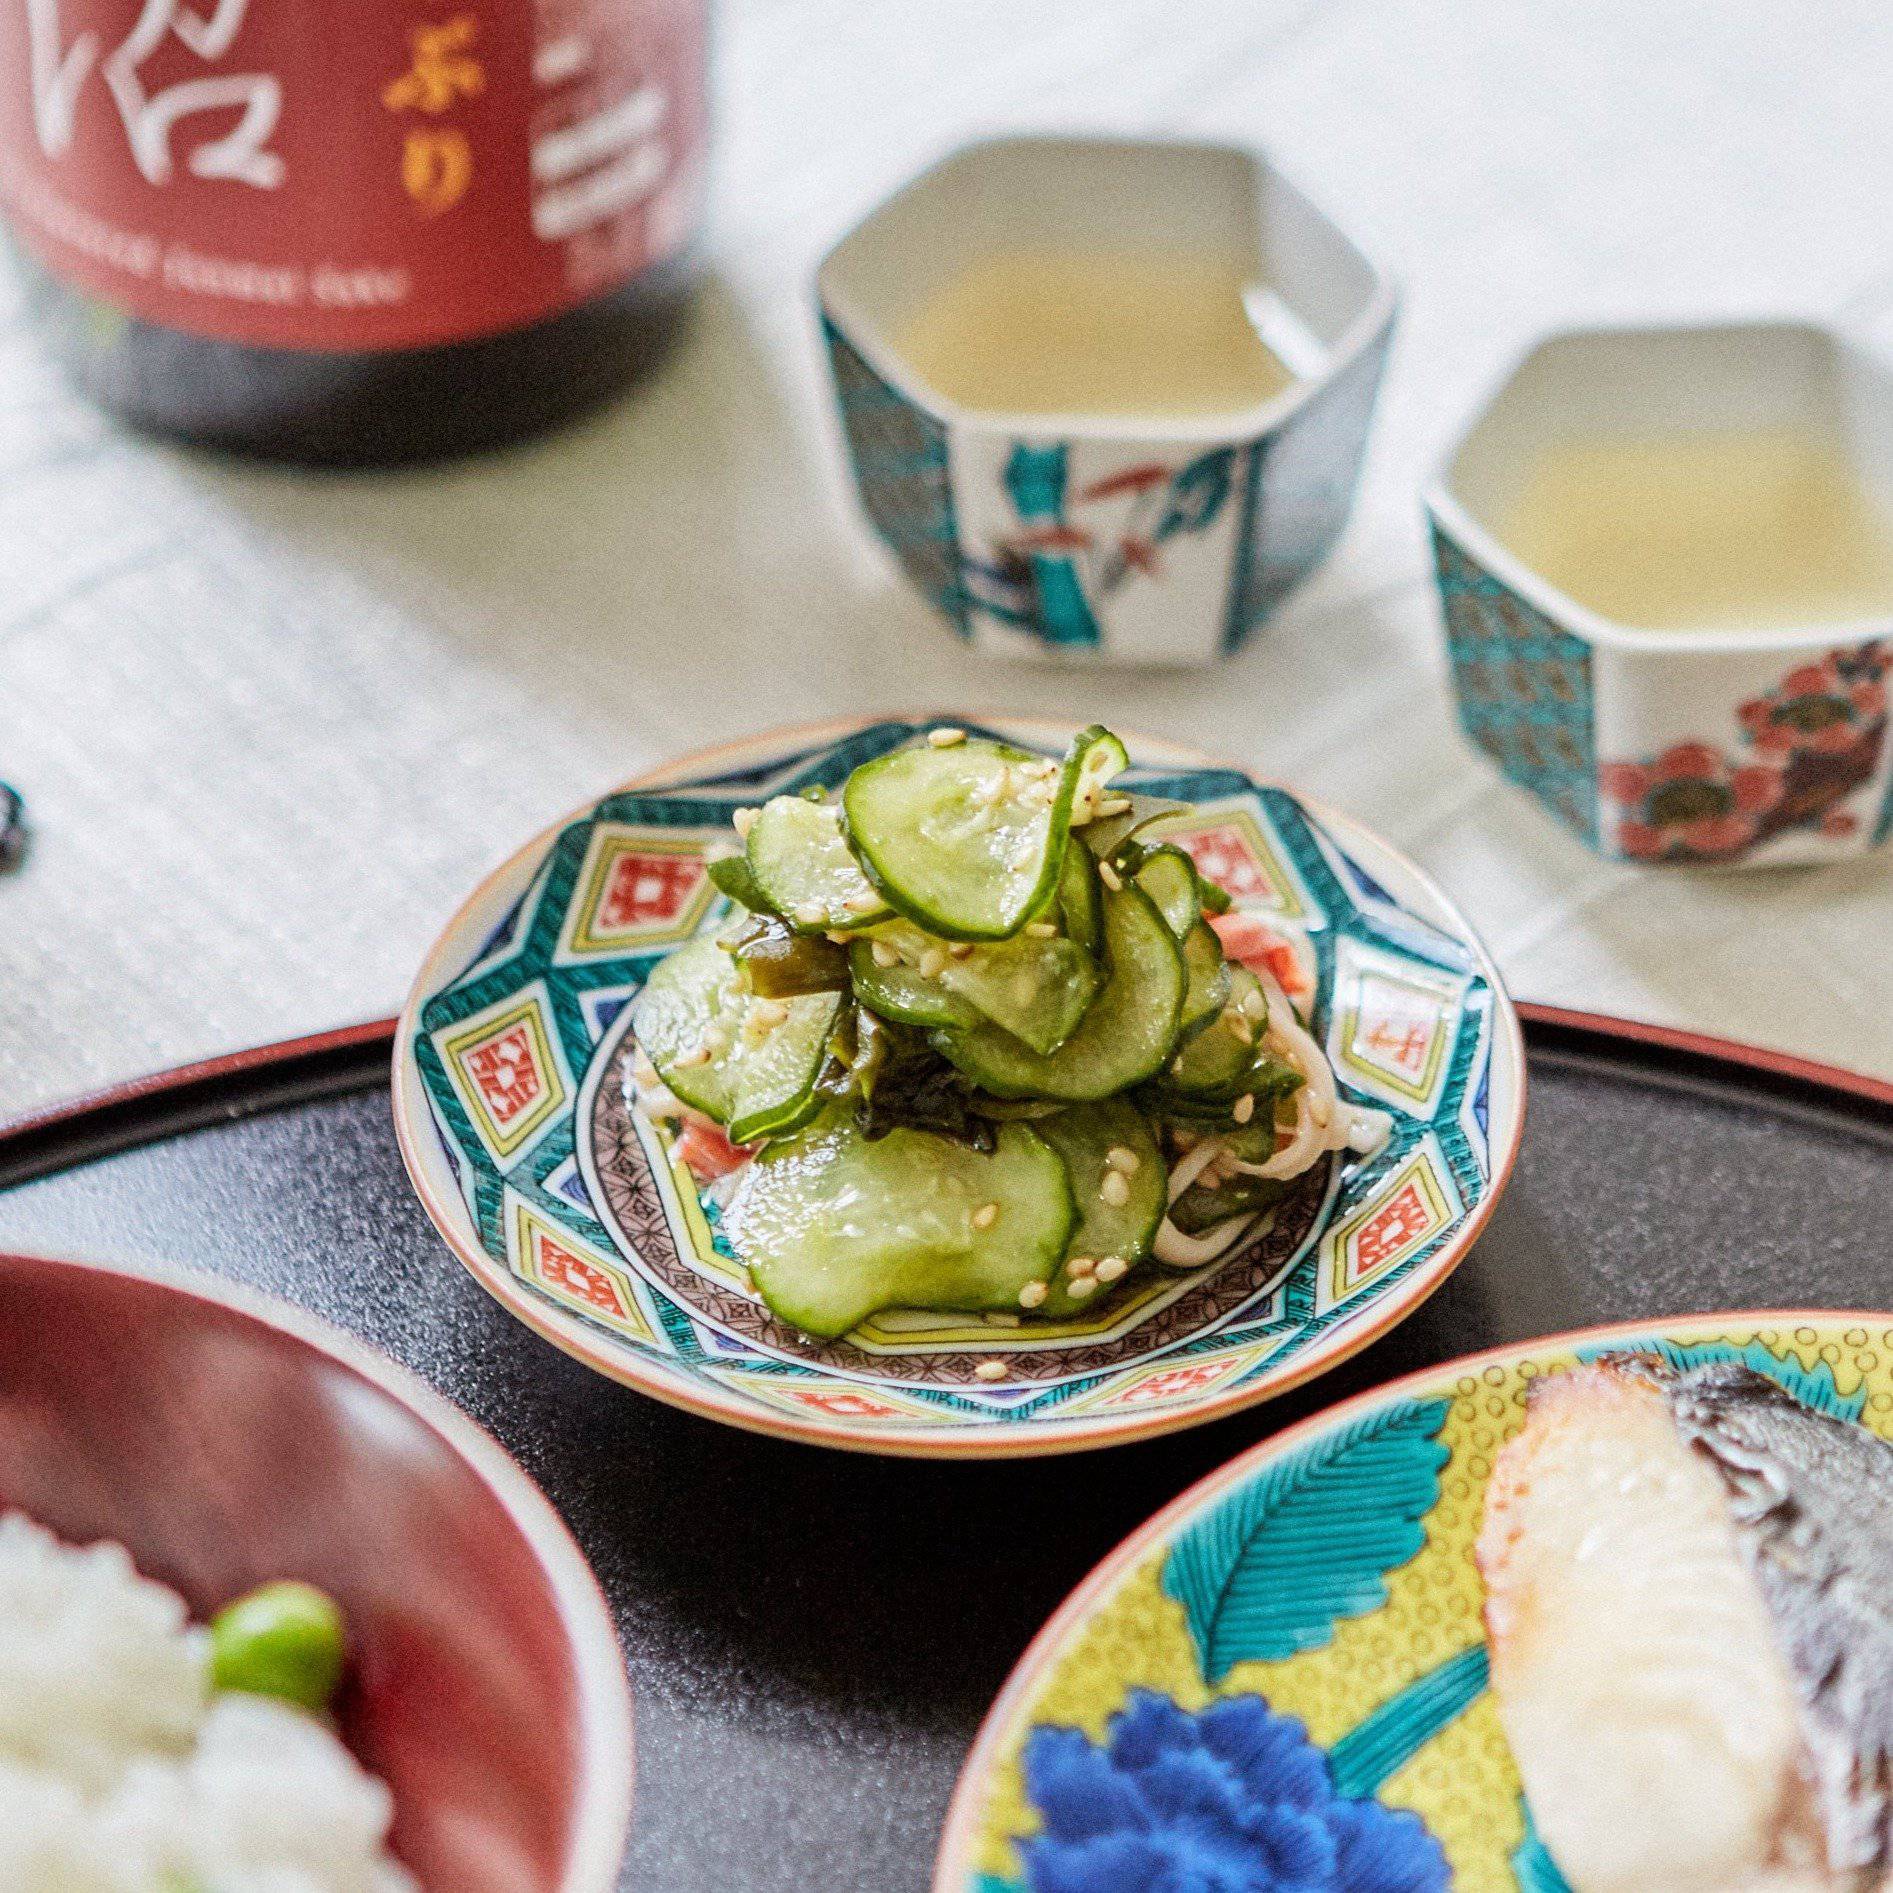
(5, 0, 1893, 1116)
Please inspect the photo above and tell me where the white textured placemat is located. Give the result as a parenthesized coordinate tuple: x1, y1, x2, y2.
(5, 0, 1893, 1117)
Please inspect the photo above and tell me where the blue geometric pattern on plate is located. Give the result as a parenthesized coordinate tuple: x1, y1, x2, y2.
(412, 722, 1500, 1439)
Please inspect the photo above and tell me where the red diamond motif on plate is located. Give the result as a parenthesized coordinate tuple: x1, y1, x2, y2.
(465, 1022, 544, 1128)
(536, 1234, 632, 1320)
(1114, 1358, 1234, 1406)
(787, 1387, 899, 1419)
(1176, 824, 1273, 905)
(1355, 1180, 1433, 1272)
(599, 852, 706, 931)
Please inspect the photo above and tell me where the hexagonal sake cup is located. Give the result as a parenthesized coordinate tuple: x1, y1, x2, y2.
(1427, 321, 1893, 866)
(818, 136, 1397, 665)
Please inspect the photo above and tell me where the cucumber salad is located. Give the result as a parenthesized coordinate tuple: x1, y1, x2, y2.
(629, 726, 1391, 1343)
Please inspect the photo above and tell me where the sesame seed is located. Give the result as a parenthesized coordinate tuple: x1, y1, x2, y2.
(870, 939, 899, 968)
(1067, 1254, 1097, 1278)
(847, 890, 882, 913)
(1067, 1276, 1098, 1302)
(1024, 920, 1057, 938)
(1233, 1092, 1256, 1124)
(1098, 861, 1123, 892)
(675, 1045, 712, 1068)
(1019, 1281, 1049, 1309)
(1095, 1255, 1129, 1283)
(972, 1201, 1000, 1230)
(793, 901, 826, 927)
(974, 1358, 1008, 1381)
(1100, 1170, 1131, 1208)
(751, 999, 789, 1028)
(918, 948, 948, 980)
(826, 930, 850, 944)
(949, 941, 975, 959)
(1097, 796, 1132, 816)
(1242, 987, 1269, 1023)
(1105, 1144, 1140, 1174)
(732, 807, 759, 838)
(928, 726, 967, 747)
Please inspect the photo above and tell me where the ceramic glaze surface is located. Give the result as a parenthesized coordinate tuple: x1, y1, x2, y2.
(940, 1316, 1893, 1893)
(396, 719, 1521, 1456)
(1429, 322, 1893, 866)
(819, 138, 1395, 665)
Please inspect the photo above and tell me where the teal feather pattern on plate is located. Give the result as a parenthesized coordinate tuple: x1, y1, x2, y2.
(1511, 1798, 1574, 1892)
(1161, 1397, 1451, 1682)
(1326, 1643, 1488, 1799)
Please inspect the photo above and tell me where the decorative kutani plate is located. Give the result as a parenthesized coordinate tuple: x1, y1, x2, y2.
(392, 719, 1524, 1458)
(935, 1314, 1893, 1891)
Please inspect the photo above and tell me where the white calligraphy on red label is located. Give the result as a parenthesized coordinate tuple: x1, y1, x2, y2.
(24, 0, 282, 186)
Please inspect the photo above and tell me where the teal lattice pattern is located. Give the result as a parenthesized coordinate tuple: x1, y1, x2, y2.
(1431, 523, 1598, 845)
(822, 317, 967, 634)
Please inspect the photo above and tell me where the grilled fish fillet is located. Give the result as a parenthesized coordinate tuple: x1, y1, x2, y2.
(1478, 1357, 1893, 1893)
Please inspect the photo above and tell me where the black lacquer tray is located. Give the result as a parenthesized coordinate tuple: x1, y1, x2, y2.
(3, 1006, 1891, 1892)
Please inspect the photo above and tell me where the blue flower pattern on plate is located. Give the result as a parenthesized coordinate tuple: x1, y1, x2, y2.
(1018, 1691, 1448, 1893)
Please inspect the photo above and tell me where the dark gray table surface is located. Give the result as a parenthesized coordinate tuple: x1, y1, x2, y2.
(2, 1018, 1890, 1892)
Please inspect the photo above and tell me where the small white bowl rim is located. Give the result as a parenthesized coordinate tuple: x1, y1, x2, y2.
(816, 131, 1400, 447)
(1425, 315, 1893, 658)
(0, 1245, 636, 1893)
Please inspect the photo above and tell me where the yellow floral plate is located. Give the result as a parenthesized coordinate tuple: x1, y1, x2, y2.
(935, 1312, 1893, 1891)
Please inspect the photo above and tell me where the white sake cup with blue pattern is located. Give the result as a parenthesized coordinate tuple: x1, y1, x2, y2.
(1427, 321, 1893, 866)
(818, 136, 1397, 666)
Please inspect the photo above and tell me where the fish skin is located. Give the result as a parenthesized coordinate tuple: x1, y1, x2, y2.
(1669, 1361, 1893, 1885)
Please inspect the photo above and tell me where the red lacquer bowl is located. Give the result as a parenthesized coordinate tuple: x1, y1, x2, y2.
(0, 1250, 632, 1893)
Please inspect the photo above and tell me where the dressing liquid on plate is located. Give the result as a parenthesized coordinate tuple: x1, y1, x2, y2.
(1497, 427, 1893, 631)
(892, 248, 1296, 418)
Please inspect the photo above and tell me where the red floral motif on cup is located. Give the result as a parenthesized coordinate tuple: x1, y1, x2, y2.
(1599, 641, 1890, 863)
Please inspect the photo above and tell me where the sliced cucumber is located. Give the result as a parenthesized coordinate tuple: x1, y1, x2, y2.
(841, 727, 1126, 942)
(1065, 724, 1130, 819)
(1057, 837, 1103, 958)
(1079, 793, 1183, 862)
(726, 990, 846, 1146)
(708, 851, 774, 913)
(849, 941, 980, 1032)
(632, 936, 745, 1119)
(1168, 1171, 1288, 1236)
(724, 1112, 1075, 1337)
(1033, 1101, 1165, 1315)
(938, 883, 1184, 1101)
(1163, 965, 1267, 1096)
(632, 935, 841, 1141)
(864, 919, 1101, 1056)
(1133, 844, 1203, 938)
(1178, 921, 1232, 1040)
(745, 794, 891, 931)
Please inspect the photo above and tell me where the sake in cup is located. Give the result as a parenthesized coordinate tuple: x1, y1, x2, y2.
(1427, 320, 1893, 866)
(818, 135, 1396, 666)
